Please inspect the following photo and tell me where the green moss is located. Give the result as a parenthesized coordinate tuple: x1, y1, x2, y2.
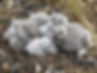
(44, 0, 85, 17)
(59, 0, 84, 16)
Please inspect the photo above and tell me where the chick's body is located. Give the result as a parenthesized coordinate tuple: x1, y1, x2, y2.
(26, 37, 57, 56)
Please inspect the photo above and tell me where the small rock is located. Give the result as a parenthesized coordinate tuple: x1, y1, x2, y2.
(45, 65, 65, 73)
(10, 63, 22, 73)
(2, 62, 10, 72)
(35, 63, 42, 73)
(0, 49, 7, 59)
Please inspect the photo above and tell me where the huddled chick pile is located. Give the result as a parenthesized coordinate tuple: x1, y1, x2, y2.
(3, 12, 93, 59)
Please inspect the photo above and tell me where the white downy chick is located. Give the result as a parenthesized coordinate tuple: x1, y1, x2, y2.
(4, 23, 29, 50)
(52, 24, 68, 41)
(50, 12, 69, 26)
(50, 12, 69, 40)
(29, 12, 50, 26)
(61, 23, 93, 59)
(3, 12, 50, 50)
(25, 12, 52, 37)
(26, 36, 57, 56)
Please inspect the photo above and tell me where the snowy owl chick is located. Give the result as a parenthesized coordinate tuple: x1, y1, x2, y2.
(58, 23, 92, 59)
(50, 12, 69, 26)
(3, 12, 51, 50)
(29, 12, 50, 26)
(3, 22, 30, 50)
(26, 36, 57, 56)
